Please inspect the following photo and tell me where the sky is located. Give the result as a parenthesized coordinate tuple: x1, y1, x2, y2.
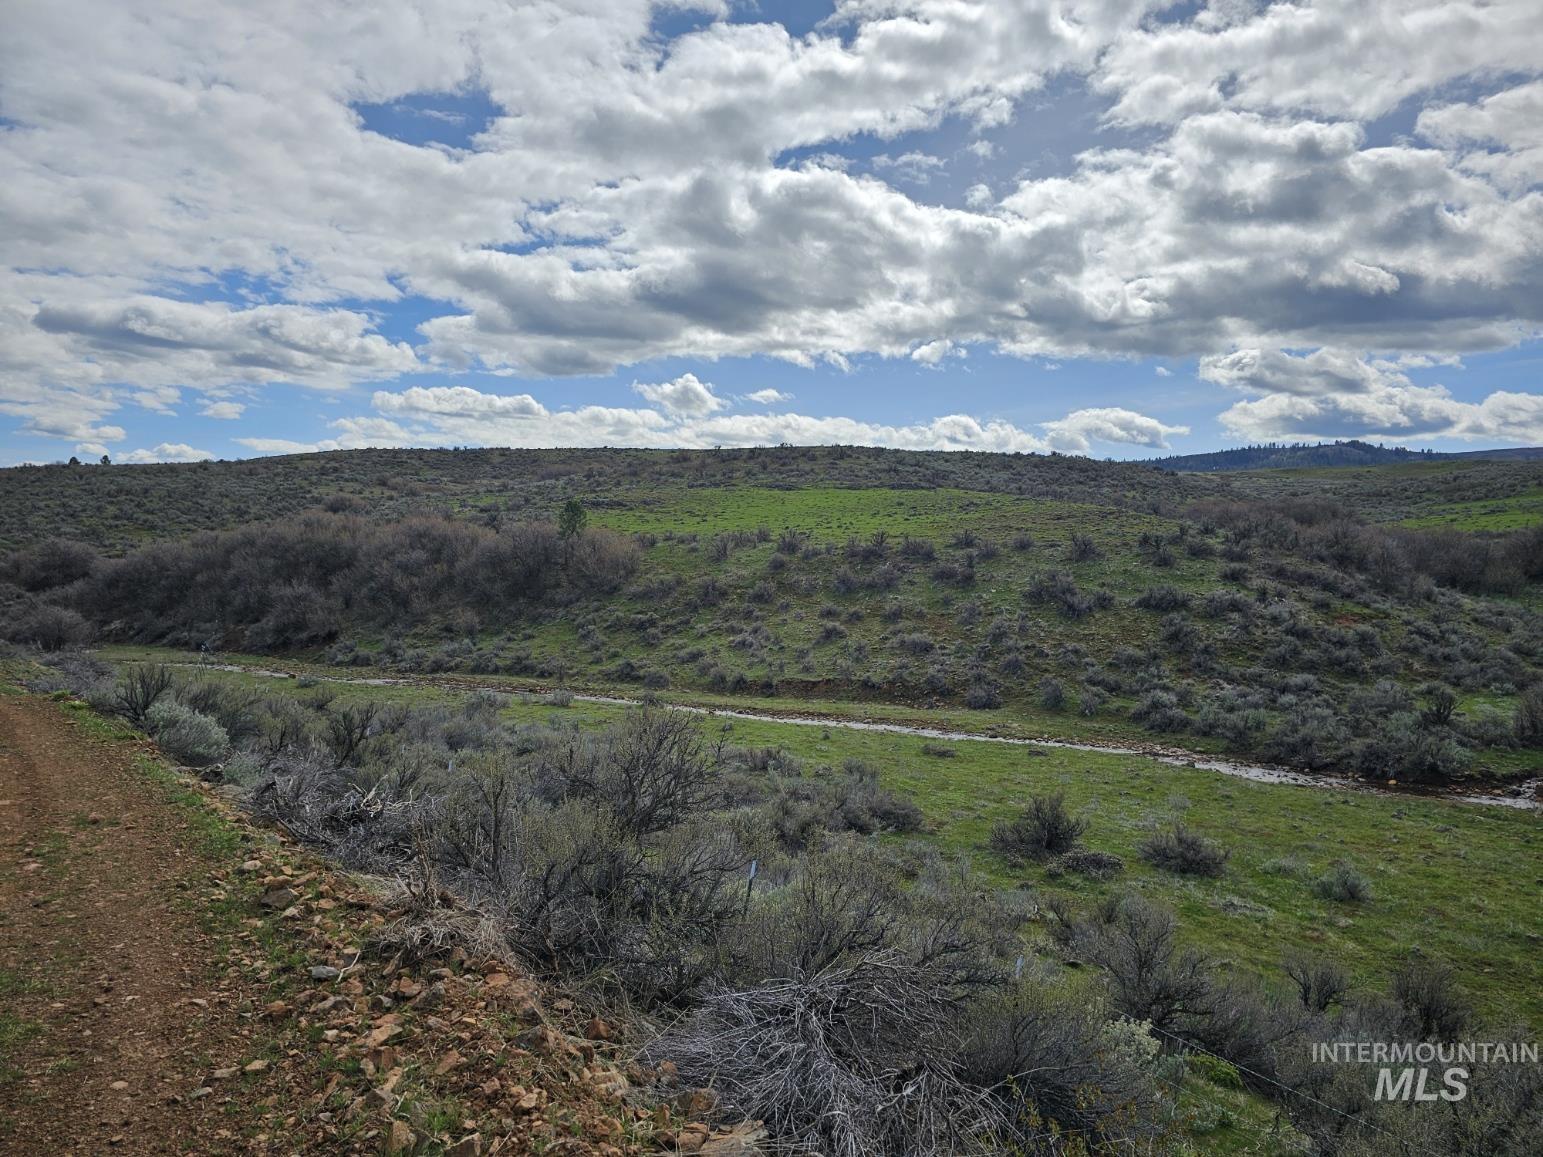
(1, 0, 1540, 466)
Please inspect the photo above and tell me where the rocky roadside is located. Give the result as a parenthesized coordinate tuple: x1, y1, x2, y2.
(0, 687, 764, 1156)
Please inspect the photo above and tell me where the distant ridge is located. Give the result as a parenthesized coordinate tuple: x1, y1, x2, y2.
(1150, 440, 1543, 473)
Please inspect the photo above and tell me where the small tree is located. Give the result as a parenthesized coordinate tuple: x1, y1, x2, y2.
(558, 498, 588, 541)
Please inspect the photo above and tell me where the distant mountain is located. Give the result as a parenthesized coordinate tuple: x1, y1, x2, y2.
(1150, 440, 1543, 473)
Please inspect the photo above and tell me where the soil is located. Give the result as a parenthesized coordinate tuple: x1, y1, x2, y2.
(0, 694, 249, 1154)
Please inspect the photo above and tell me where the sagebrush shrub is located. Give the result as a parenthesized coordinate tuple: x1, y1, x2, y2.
(1038, 677, 1066, 711)
(1312, 861, 1372, 903)
(1515, 684, 1543, 746)
(1390, 958, 1470, 1040)
(1139, 823, 1228, 877)
(146, 700, 230, 767)
(990, 794, 1087, 861)
(1046, 849, 1124, 879)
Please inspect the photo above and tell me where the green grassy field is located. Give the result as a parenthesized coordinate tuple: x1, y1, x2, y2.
(1396, 485, 1543, 531)
(151, 659, 1542, 1029)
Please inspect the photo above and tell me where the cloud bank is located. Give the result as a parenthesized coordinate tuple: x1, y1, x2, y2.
(1, 0, 1538, 456)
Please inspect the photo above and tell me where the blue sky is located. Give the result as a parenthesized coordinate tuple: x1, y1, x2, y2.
(2, 1, 1539, 465)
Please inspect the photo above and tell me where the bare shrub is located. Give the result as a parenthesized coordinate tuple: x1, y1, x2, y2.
(1067, 532, 1101, 562)
(1046, 849, 1124, 879)
(1390, 958, 1470, 1041)
(650, 951, 994, 1157)
(1312, 860, 1372, 903)
(564, 528, 640, 593)
(543, 707, 716, 837)
(4, 604, 93, 650)
(989, 794, 1087, 862)
(1023, 570, 1096, 619)
(1283, 952, 1349, 1012)
(110, 664, 176, 727)
(322, 701, 389, 767)
(3, 538, 99, 591)
(1515, 684, 1543, 746)
(1139, 823, 1228, 876)
(1076, 894, 1214, 1031)
(963, 978, 1167, 1149)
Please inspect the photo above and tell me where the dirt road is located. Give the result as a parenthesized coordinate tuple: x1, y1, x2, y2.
(0, 690, 717, 1157)
(0, 694, 273, 1153)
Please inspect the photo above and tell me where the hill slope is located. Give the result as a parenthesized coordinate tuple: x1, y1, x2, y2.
(1152, 440, 1543, 473)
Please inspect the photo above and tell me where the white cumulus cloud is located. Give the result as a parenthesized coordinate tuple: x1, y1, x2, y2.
(120, 442, 215, 463)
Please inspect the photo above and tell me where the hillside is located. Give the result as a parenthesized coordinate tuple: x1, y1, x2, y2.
(4, 448, 1541, 786)
(4, 447, 1541, 1156)
(1151, 440, 1543, 473)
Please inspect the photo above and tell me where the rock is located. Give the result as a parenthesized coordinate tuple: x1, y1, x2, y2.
(86, 812, 104, 825)
(413, 981, 445, 1011)
(678, 1089, 718, 1118)
(110, 1080, 129, 1091)
(188, 1087, 212, 1100)
(385, 1119, 417, 1155)
(210, 1068, 238, 1081)
(584, 1016, 612, 1042)
(676, 1124, 710, 1154)
(516, 1025, 572, 1058)
(433, 1050, 463, 1076)
(590, 1070, 628, 1101)
(238, 860, 264, 873)
(258, 887, 298, 910)
(483, 972, 511, 989)
(363, 1023, 403, 1049)
(701, 1123, 770, 1156)
(243, 1059, 269, 1074)
(445, 1135, 482, 1157)
(310, 965, 341, 981)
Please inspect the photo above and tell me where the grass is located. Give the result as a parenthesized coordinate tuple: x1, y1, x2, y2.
(1396, 484, 1543, 531)
(147, 659, 1543, 1028)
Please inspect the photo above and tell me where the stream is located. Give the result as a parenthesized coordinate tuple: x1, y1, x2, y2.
(182, 660, 1541, 811)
